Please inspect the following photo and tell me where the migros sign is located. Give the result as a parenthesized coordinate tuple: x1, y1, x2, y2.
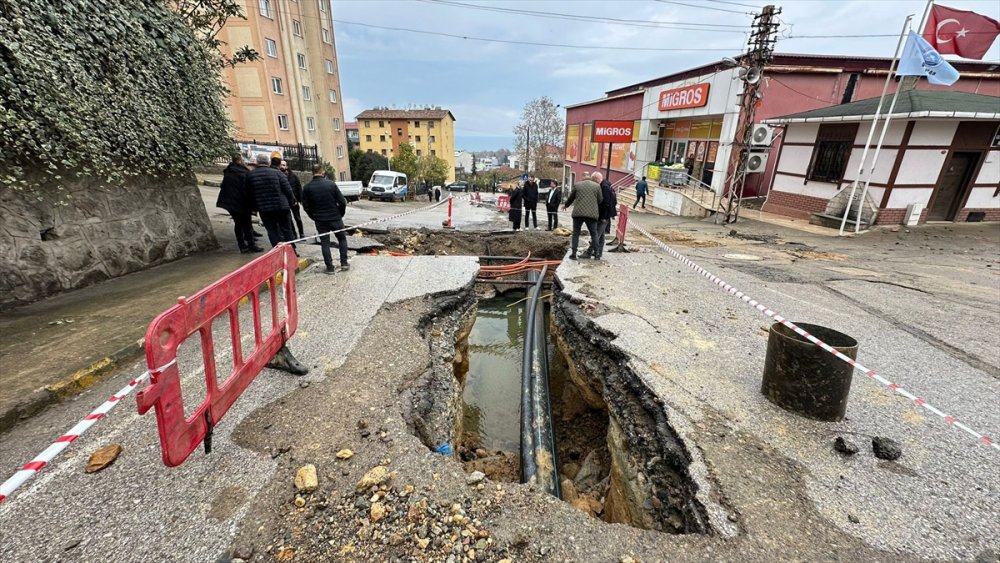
(592, 120, 635, 143)
(658, 83, 710, 111)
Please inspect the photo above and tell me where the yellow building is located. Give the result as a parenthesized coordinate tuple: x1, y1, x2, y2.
(355, 108, 457, 183)
(217, 0, 351, 180)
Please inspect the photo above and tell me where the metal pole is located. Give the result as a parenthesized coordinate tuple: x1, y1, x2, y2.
(606, 142, 612, 179)
(917, 0, 935, 38)
(838, 15, 912, 236)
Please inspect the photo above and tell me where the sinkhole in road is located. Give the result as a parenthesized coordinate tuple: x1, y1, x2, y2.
(409, 284, 712, 535)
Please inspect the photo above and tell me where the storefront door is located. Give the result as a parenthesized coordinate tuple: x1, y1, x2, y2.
(670, 141, 687, 165)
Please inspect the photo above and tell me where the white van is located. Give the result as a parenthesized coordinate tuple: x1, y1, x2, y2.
(367, 171, 408, 202)
(337, 181, 363, 201)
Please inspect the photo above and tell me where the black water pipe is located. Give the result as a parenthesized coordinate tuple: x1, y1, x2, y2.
(519, 273, 539, 483)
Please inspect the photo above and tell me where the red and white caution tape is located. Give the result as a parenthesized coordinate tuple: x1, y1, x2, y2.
(283, 196, 453, 246)
(628, 219, 998, 452)
(0, 359, 177, 503)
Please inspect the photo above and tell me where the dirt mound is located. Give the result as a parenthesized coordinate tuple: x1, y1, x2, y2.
(372, 229, 568, 260)
(648, 228, 723, 248)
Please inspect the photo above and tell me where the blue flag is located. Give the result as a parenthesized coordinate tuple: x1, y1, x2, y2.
(897, 30, 960, 86)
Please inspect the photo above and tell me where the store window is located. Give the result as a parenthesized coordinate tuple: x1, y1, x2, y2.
(808, 124, 857, 183)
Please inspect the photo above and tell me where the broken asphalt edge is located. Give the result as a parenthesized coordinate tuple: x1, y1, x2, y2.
(0, 257, 313, 435)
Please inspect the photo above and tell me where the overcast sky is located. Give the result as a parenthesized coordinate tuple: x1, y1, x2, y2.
(331, 0, 1000, 151)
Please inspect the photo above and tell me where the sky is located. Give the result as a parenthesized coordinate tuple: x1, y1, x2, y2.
(331, 0, 1000, 152)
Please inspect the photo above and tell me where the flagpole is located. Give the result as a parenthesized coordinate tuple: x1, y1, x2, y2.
(917, 0, 935, 38)
(838, 15, 913, 236)
(854, 23, 912, 233)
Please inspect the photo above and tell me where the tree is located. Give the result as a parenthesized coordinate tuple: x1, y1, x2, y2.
(471, 158, 478, 178)
(513, 96, 564, 172)
(418, 155, 450, 187)
(354, 152, 389, 186)
(349, 148, 364, 181)
(390, 143, 419, 181)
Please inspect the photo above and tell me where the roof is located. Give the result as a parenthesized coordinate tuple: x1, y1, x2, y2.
(764, 90, 1000, 123)
(355, 108, 455, 121)
(563, 90, 643, 110)
(604, 53, 1000, 97)
(344, 121, 358, 129)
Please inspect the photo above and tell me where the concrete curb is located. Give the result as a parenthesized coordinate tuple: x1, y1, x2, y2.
(0, 257, 314, 435)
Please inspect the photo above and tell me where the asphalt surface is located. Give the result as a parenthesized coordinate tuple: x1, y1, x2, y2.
(0, 255, 479, 561)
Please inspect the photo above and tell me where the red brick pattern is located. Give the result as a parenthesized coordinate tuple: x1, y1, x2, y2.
(762, 190, 830, 218)
(955, 208, 1000, 222)
(874, 208, 928, 225)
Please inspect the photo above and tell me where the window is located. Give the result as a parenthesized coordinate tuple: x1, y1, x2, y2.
(365, 135, 372, 142)
(429, 135, 436, 143)
(431, 150, 436, 156)
(414, 121, 421, 128)
(415, 135, 421, 142)
(297, 53, 306, 69)
(807, 123, 857, 183)
(428, 121, 435, 129)
(271, 77, 283, 94)
(367, 149, 372, 153)
(322, 28, 331, 43)
(337, 146, 344, 158)
(302, 86, 311, 100)
(381, 149, 387, 156)
(277, 114, 289, 130)
(306, 117, 316, 131)
(292, 20, 302, 36)
(325, 59, 334, 74)
(379, 135, 386, 142)
(397, 128, 402, 135)
(319, 0, 326, 12)
(340, 171, 346, 181)
(333, 118, 341, 130)
(416, 149, 422, 156)
(378, 120, 384, 127)
(259, 0, 272, 18)
(265, 38, 277, 57)
(364, 120, 370, 127)
(328, 90, 337, 103)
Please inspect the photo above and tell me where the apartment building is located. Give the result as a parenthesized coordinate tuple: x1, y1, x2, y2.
(218, 0, 351, 179)
(355, 108, 457, 183)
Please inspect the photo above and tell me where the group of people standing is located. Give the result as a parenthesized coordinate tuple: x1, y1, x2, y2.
(216, 154, 351, 274)
(506, 175, 564, 232)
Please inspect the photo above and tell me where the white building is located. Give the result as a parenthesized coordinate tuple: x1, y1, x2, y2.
(454, 150, 474, 174)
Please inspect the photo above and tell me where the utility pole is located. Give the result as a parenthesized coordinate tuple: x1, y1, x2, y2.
(721, 4, 780, 224)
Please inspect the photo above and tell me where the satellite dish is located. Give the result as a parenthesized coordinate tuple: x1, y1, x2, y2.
(744, 68, 762, 84)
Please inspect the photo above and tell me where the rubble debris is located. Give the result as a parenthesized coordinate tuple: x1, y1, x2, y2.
(872, 437, 902, 461)
(84, 444, 123, 473)
(834, 436, 859, 456)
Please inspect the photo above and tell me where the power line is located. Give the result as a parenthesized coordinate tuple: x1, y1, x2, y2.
(333, 19, 745, 51)
(654, 0, 750, 15)
(418, 0, 748, 31)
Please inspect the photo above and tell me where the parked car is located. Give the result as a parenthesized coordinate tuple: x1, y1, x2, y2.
(537, 178, 557, 197)
(367, 171, 408, 202)
(446, 181, 469, 192)
(337, 181, 363, 201)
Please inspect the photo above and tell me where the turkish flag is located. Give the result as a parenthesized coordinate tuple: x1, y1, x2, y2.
(922, 4, 1000, 60)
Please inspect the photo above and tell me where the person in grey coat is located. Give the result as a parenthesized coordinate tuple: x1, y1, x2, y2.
(301, 163, 350, 274)
(563, 172, 603, 260)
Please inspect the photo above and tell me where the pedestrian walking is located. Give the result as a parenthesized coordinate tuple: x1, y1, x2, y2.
(563, 172, 602, 260)
(508, 184, 523, 232)
(634, 176, 648, 209)
(523, 175, 539, 230)
(280, 160, 305, 239)
(545, 181, 562, 230)
(246, 154, 297, 249)
(301, 163, 350, 275)
(593, 176, 617, 259)
(216, 155, 262, 254)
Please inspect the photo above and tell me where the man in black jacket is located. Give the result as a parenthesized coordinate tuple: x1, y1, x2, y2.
(522, 175, 539, 230)
(280, 160, 305, 239)
(544, 182, 562, 231)
(508, 184, 523, 231)
(247, 154, 297, 248)
(216, 155, 262, 253)
(591, 177, 617, 259)
(301, 163, 350, 274)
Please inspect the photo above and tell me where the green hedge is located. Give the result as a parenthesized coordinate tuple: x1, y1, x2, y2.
(0, 0, 232, 190)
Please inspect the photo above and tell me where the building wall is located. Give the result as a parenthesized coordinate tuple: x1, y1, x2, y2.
(564, 93, 643, 187)
(219, 0, 350, 178)
(764, 119, 1000, 224)
(357, 114, 457, 183)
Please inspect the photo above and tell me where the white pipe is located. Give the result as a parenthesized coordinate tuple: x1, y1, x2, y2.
(838, 15, 913, 236)
(854, 85, 905, 233)
(917, 0, 935, 39)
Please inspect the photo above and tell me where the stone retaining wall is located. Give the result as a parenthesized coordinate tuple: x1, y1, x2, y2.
(0, 175, 217, 309)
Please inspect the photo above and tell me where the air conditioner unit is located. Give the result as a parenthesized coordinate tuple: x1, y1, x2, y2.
(746, 152, 768, 173)
(751, 124, 774, 146)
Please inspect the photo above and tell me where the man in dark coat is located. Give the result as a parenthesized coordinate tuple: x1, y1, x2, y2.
(280, 160, 305, 239)
(544, 181, 562, 231)
(301, 163, 350, 274)
(508, 184, 523, 231)
(216, 155, 262, 253)
(634, 176, 648, 209)
(522, 175, 539, 230)
(593, 177, 617, 259)
(246, 153, 297, 248)
(563, 172, 602, 260)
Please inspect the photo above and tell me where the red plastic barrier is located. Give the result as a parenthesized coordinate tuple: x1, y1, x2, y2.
(616, 204, 629, 244)
(136, 246, 299, 467)
(497, 195, 511, 212)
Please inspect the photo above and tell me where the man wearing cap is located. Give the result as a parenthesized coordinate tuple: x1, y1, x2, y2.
(562, 172, 602, 260)
(246, 153, 297, 248)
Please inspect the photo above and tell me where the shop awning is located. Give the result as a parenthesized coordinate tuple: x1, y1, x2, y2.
(764, 90, 1000, 124)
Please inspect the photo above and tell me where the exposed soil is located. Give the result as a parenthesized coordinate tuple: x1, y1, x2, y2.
(648, 228, 724, 248)
(371, 229, 569, 260)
